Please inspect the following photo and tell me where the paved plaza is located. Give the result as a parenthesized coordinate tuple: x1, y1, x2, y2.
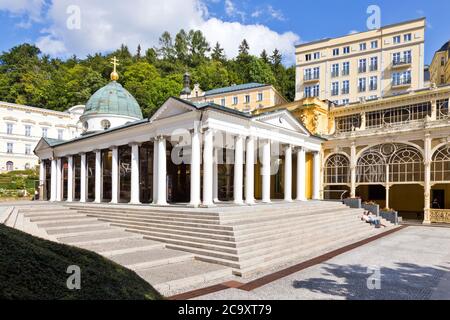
(194, 226, 450, 300)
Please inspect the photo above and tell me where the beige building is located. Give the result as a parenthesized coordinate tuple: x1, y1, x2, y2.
(0, 101, 84, 172)
(430, 40, 450, 86)
(181, 81, 287, 112)
(295, 18, 426, 106)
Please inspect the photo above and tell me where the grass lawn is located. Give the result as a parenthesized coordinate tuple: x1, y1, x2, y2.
(0, 224, 163, 300)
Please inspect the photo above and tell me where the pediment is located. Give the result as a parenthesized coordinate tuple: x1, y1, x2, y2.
(253, 110, 310, 136)
(150, 97, 196, 122)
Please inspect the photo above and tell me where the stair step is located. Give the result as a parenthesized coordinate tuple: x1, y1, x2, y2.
(137, 260, 231, 296)
(57, 231, 140, 245)
(77, 238, 164, 256)
(109, 247, 194, 270)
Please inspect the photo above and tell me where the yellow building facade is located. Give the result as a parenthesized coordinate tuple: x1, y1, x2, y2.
(430, 40, 450, 85)
(182, 82, 287, 112)
(295, 18, 426, 106)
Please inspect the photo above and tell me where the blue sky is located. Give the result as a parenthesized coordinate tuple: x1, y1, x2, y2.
(0, 0, 448, 64)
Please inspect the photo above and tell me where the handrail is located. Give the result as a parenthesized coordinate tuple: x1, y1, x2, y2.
(323, 190, 349, 201)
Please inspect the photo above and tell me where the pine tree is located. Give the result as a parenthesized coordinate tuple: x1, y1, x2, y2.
(270, 49, 282, 68)
(238, 39, 250, 56)
(211, 42, 225, 62)
(260, 50, 269, 64)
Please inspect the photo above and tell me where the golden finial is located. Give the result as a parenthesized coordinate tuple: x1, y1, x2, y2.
(110, 56, 120, 81)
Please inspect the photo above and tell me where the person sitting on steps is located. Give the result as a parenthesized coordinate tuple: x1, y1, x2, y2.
(361, 211, 383, 228)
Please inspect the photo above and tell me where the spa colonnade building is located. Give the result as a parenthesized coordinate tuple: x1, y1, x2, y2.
(35, 77, 323, 207)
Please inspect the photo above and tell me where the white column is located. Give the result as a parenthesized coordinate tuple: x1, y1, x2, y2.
(423, 134, 432, 224)
(67, 156, 74, 202)
(202, 129, 214, 206)
(50, 159, 57, 202)
(385, 164, 390, 209)
(296, 148, 306, 201)
(156, 137, 167, 205)
(130, 143, 141, 205)
(234, 135, 244, 204)
(56, 158, 62, 202)
(39, 161, 46, 200)
(312, 151, 321, 200)
(80, 153, 87, 203)
(152, 140, 158, 204)
(190, 130, 201, 207)
(94, 150, 102, 203)
(350, 143, 357, 198)
(284, 145, 293, 202)
(111, 147, 119, 204)
(245, 136, 255, 204)
(213, 148, 219, 203)
(261, 139, 271, 203)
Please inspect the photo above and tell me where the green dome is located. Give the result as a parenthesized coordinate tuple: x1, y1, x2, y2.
(84, 81, 143, 119)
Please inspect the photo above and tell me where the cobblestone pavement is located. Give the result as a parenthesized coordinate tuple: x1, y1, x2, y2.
(194, 226, 450, 300)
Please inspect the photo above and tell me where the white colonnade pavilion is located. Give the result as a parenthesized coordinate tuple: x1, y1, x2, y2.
(35, 97, 323, 207)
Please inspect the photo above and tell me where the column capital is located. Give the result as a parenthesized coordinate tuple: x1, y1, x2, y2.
(128, 142, 142, 147)
(109, 145, 118, 150)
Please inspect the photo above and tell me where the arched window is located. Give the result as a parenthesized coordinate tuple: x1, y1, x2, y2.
(356, 143, 423, 184)
(357, 152, 385, 183)
(324, 154, 350, 184)
(6, 161, 14, 171)
(432, 145, 450, 182)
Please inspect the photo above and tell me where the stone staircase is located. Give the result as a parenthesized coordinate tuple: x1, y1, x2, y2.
(5, 205, 232, 296)
(68, 201, 394, 277)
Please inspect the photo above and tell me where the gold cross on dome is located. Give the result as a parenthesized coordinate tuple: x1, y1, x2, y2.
(111, 56, 120, 73)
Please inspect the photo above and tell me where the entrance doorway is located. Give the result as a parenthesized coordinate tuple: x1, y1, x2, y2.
(432, 190, 445, 209)
(167, 142, 190, 203)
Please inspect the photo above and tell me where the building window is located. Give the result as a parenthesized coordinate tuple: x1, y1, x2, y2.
(358, 78, 367, 92)
(370, 57, 378, 71)
(313, 67, 320, 79)
(441, 75, 445, 84)
(392, 71, 411, 86)
(304, 68, 312, 80)
(369, 76, 378, 91)
(313, 52, 320, 60)
(6, 123, 13, 135)
(7, 143, 13, 154)
(333, 48, 340, 56)
(342, 81, 350, 95)
(305, 85, 320, 98)
(6, 161, 13, 172)
(305, 54, 312, 61)
(257, 93, 263, 102)
(358, 59, 367, 73)
(42, 127, 48, 138)
(342, 99, 350, 105)
(343, 46, 350, 54)
(331, 64, 339, 77)
(404, 33, 412, 42)
(58, 129, 64, 140)
(25, 125, 31, 137)
(245, 95, 250, 104)
(359, 43, 367, 51)
(371, 40, 378, 49)
(393, 35, 401, 44)
(403, 50, 412, 64)
(342, 62, 350, 76)
(441, 57, 446, 66)
(221, 98, 226, 106)
(331, 82, 339, 96)
(25, 144, 31, 155)
(25, 163, 30, 170)
(232, 97, 238, 105)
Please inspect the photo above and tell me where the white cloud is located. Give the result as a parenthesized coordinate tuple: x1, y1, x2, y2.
(267, 5, 284, 21)
(349, 30, 359, 35)
(1, 0, 300, 64)
(0, 0, 44, 20)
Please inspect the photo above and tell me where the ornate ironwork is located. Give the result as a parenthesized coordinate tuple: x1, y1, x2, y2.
(335, 114, 361, 133)
(366, 102, 431, 129)
(432, 144, 450, 182)
(437, 99, 449, 120)
(430, 209, 450, 224)
(324, 154, 350, 184)
(356, 143, 423, 183)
